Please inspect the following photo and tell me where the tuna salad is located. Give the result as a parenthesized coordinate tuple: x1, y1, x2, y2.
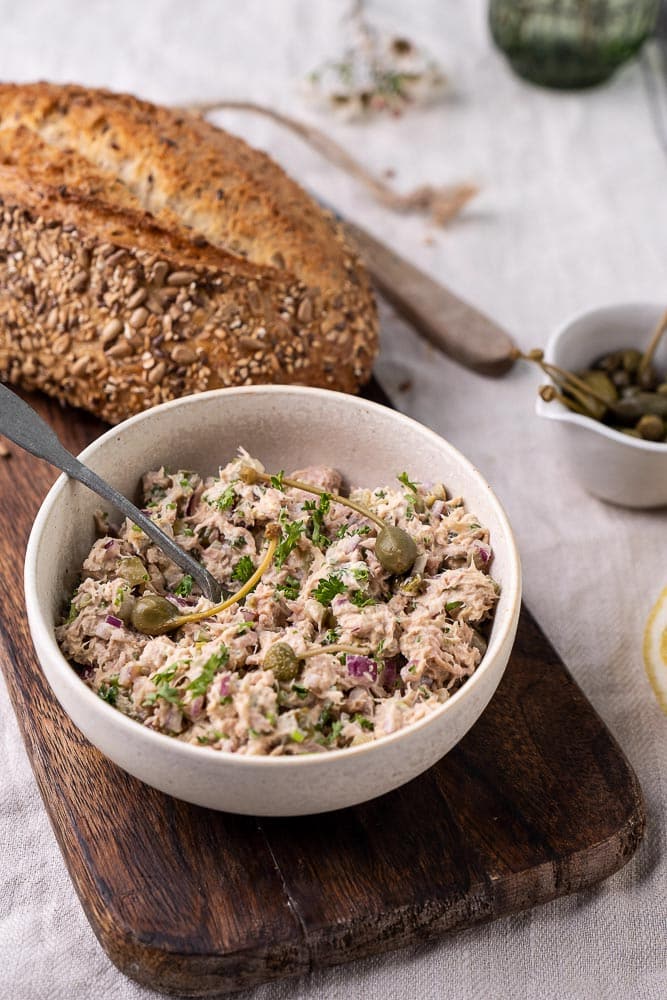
(57, 450, 499, 755)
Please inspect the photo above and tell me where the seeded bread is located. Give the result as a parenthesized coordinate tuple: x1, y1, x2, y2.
(0, 83, 378, 423)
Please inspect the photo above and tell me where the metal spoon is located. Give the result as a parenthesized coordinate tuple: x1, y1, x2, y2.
(0, 384, 223, 602)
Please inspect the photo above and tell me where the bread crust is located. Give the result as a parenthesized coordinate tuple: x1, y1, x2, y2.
(0, 83, 377, 422)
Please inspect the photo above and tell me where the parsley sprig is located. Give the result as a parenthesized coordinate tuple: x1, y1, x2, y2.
(231, 556, 255, 585)
(313, 574, 346, 606)
(398, 471, 418, 493)
(174, 574, 194, 597)
(186, 648, 230, 699)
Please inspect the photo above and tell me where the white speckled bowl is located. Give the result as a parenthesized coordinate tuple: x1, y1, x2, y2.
(536, 302, 667, 508)
(25, 386, 521, 816)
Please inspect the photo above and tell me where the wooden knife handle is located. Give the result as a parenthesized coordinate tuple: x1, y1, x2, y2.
(343, 220, 516, 376)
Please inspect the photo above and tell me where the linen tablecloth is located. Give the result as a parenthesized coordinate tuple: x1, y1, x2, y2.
(1, 2, 665, 997)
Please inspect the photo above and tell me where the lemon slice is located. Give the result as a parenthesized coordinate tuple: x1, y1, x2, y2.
(643, 587, 667, 715)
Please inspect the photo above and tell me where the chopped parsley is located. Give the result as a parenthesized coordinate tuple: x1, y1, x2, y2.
(275, 518, 304, 567)
(197, 730, 223, 745)
(209, 484, 235, 511)
(174, 574, 194, 597)
(231, 535, 247, 548)
(231, 555, 255, 584)
(313, 574, 346, 606)
(186, 647, 229, 698)
(330, 719, 344, 741)
(446, 600, 464, 615)
(152, 663, 178, 685)
(143, 682, 182, 707)
(270, 470, 285, 490)
(323, 628, 340, 645)
(276, 575, 301, 600)
(98, 676, 120, 705)
(290, 729, 306, 743)
(292, 683, 309, 698)
(165, 502, 177, 510)
(236, 620, 255, 634)
(350, 589, 374, 608)
(375, 489, 387, 499)
(398, 471, 418, 493)
(303, 493, 331, 549)
(352, 566, 369, 582)
(352, 714, 374, 731)
(179, 476, 191, 489)
(179, 526, 195, 537)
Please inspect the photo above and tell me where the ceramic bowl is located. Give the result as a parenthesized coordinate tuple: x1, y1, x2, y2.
(536, 302, 667, 508)
(25, 386, 521, 816)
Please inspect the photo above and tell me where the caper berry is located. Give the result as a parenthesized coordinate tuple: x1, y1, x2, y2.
(264, 642, 300, 682)
(131, 594, 180, 635)
(621, 349, 642, 374)
(581, 370, 617, 404)
(375, 525, 417, 575)
(118, 555, 149, 588)
(636, 413, 665, 441)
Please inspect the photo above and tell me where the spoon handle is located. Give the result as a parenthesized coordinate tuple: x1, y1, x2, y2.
(0, 385, 222, 603)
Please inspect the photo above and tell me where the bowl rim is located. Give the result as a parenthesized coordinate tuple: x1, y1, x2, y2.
(25, 384, 522, 769)
(535, 299, 667, 452)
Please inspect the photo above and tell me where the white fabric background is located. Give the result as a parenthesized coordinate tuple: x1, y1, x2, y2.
(0, 2, 665, 998)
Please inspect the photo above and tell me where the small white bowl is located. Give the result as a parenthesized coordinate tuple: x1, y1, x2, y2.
(25, 386, 521, 816)
(536, 302, 667, 508)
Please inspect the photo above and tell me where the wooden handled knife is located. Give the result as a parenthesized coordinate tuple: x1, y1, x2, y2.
(342, 218, 516, 376)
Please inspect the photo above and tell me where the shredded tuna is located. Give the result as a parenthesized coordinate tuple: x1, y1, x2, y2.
(56, 450, 499, 754)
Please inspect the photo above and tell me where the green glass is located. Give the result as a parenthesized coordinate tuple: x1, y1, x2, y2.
(489, 0, 660, 89)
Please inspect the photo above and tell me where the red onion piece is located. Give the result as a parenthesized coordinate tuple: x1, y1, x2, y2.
(431, 499, 445, 518)
(105, 614, 123, 628)
(380, 655, 402, 689)
(219, 674, 231, 697)
(346, 655, 377, 682)
(189, 695, 204, 720)
(103, 539, 115, 550)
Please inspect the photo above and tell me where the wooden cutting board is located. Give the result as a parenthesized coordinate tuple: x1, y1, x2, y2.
(0, 383, 645, 997)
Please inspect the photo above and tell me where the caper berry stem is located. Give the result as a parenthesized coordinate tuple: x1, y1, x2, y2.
(638, 307, 667, 381)
(135, 527, 279, 635)
(539, 384, 590, 416)
(302, 644, 370, 658)
(515, 350, 617, 411)
(240, 466, 386, 529)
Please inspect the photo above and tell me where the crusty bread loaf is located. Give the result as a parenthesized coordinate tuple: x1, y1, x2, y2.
(0, 83, 378, 423)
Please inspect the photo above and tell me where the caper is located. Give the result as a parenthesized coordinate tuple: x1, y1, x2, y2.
(131, 594, 180, 635)
(596, 351, 622, 373)
(115, 592, 136, 624)
(581, 370, 617, 405)
(615, 392, 667, 422)
(470, 629, 488, 657)
(621, 349, 642, 374)
(264, 642, 300, 682)
(636, 413, 665, 441)
(118, 555, 149, 588)
(375, 525, 417, 575)
(637, 365, 658, 391)
(611, 369, 630, 389)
